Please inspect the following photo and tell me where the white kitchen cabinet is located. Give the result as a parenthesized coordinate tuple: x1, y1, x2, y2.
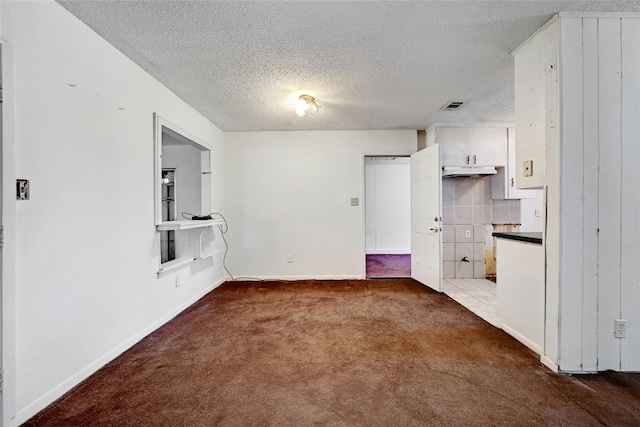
(432, 126, 507, 167)
(513, 19, 558, 189)
(492, 128, 536, 199)
(495, 234, 544, 355)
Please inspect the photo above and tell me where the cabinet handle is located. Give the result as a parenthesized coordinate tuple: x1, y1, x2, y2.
(473, 154, 477, 164)
(466, 155, 470, 165)
(511, 178, 515, 187)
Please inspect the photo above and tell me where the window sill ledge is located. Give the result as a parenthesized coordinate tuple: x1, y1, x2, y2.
(157, 257, 194, 276)
(156, 219, 224, 231)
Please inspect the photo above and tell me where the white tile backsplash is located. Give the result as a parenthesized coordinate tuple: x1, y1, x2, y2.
(442, 226, 455, 243)
(443, 262, 455, 279)
(442, 179, 455, 206)
(492, 206, 510, 223)
(454, 225, 473, 242)
(474, 243, 485, 260)
(443, 243, 456, 261)
(473, 205, 491, 224)
(455, 243, 473, 261)
(442, 206, 455, 225)
(442, 175, 523, 280)
(473, 225, 486, 243)
(455, 206, 473, 224)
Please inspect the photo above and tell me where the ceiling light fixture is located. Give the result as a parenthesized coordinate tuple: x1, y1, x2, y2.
(295, 95, 320, 117)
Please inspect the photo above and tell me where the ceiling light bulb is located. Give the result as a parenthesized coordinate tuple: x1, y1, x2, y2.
(295, 94, 319, 117)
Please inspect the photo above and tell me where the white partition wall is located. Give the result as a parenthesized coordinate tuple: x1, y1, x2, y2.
(556, 15, 640, 372)
(224, 131, 416, 279)
(517, 13, 640, 373)
(1, 2, 225, 425)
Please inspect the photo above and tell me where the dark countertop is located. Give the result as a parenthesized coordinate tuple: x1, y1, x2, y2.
(492, 232, 543, 245)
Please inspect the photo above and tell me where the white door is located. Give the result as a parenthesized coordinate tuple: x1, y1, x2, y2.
(411, 144, 442, 291)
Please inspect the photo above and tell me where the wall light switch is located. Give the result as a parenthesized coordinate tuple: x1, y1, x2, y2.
(17, 179, 30, 200)
(523, 160, 533, 177)
(350, 197, 359, 206)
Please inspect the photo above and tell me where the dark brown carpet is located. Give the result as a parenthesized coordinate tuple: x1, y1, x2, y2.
(24, 279, 640, 426)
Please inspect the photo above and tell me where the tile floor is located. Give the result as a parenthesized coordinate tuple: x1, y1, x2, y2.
(442, 279, 502, 328)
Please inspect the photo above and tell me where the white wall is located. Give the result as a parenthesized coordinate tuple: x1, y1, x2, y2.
(556, 15, 640, 372)
(1, 2, 225, 425)
(519, 190, 545, 232)
(225, 131, 416, 279)
(365, 158, 411, 254)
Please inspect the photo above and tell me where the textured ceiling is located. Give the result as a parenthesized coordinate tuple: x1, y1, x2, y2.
(58, 1, 640, 132)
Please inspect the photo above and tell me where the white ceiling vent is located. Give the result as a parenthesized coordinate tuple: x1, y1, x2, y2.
(440, 101, 464, 111)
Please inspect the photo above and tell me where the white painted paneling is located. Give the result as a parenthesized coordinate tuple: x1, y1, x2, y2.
(597, 18, 623, 371)
(2, 2, 225, 424)
(224, 131, 416, 279)
(542, 20, 561, 368)
(558, 17, 584, 372)
(580, 18, 600, 372)
(515, 14, 640, 373)
(620, 18, 640, 371)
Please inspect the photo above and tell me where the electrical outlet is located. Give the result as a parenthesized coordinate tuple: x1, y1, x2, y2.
(287, 254, 293, 263)
(465, 230, 471, 238)
(535, 209, 541, 217)
(175, 274, 182, 288)
(350, 197, 359, 207)
(615, 319, 626, 338)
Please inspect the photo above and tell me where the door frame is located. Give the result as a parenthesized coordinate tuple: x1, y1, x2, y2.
(360, 151, 411, 278)
(1, 38, 17, 426)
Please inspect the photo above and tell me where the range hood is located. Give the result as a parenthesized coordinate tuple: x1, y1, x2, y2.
(442, 166, 497, 178)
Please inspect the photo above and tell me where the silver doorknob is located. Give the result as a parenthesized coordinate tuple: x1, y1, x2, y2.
(430, 227, 440, 232)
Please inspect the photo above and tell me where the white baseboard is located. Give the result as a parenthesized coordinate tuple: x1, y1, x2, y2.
(540, 355, 559, 373)
(231, 275, 365, 281)
(13, 277, 226, 427)
(501, 322, 543, 356)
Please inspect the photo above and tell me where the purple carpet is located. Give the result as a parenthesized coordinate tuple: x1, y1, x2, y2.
(366, 254, 411, 277)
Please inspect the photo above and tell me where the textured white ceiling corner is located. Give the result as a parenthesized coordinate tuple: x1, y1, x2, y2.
(58, 1, 640, 132)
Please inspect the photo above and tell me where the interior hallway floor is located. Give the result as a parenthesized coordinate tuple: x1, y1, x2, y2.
(443, 278, 502, 328)
(24, 279, 640, 427)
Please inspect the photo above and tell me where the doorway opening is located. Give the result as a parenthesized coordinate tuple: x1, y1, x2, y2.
(364, 156, 411, 278)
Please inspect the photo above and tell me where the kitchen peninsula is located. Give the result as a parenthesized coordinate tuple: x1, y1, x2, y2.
(493, 232, 544, 355)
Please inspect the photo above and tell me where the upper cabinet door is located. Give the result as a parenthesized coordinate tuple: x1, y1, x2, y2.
(470, 127, 508, 166)
(437, 127, 470, 166)
(437, 126, 507, 167)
